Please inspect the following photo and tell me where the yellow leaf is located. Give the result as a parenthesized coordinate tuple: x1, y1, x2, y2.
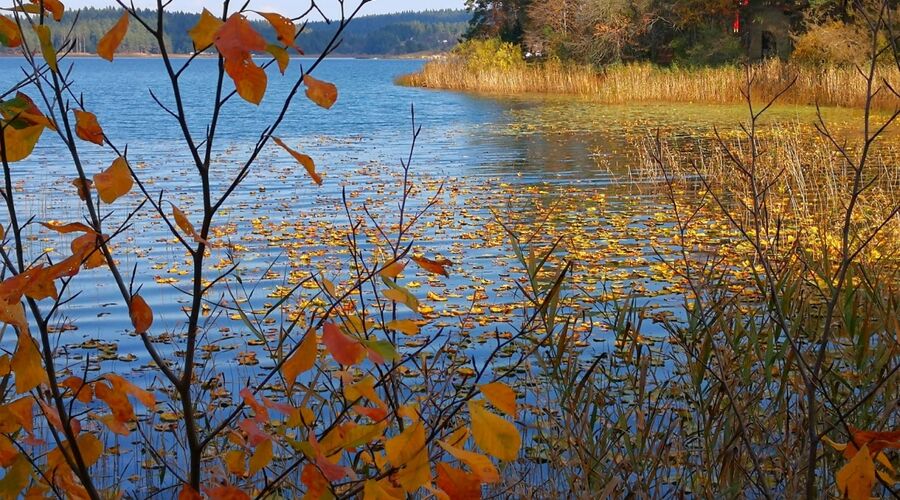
(282, 331, 317, 391)
(97, 12, 129, 61)
(479, 382, 516, 418)
(384, 418, 430, 492)
(437, 440, 499, 483)
(1, 124, 44, 163)
(836, 444, 876, 500)
(273, 137, 322, 185)
(32, 25, 56, 73)
(386, 319, 419, 335)
(383, 287, 419, 313)
(11, 330, 47, 394)
(171, 203, 208, 244)
(304, 74, 338, 109)
(468, 400, 520, 462)
(363, 479, 404, 500)
(187, 8, 222, 51)
(0, 456, 31, 498)
(257, 12, 298, 50)
(380, 261, 405, 279)
(249, 438, 273, 475)
(265, 44, 289, 74)
(93, 156, 132, 204)
(224, 450, 246, 476)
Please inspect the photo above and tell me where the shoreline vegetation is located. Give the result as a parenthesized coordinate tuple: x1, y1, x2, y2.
(397, 57, 900, 109)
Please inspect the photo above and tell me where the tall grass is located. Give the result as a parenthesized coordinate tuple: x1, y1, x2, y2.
(398, 58, 900, 109)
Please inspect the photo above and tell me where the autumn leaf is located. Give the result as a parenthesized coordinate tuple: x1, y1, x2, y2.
(1, 124, 44, 163)
(282, 330, 317, 390)
(468, 400, 520, 462)
(97, 12, 129, 61)
(437, 440, 499, 483)
(224, 57, 268, 105)
(479, 382, 516, 418)
(304, 74, 338, 109)
(0, 16, 22, 48)
(436, 462, 482, 500)
(411, 255, 452, 277)
(248, 438, 273, 475)
(257, 12, 298, 50)
(29, 0, 64, 22)
(385, 417, 430, 492)
(71, 232, 107, 269)
(265, 44, 289, 74)
(129, 294, 152, 333)
(188, 9, 223, 50)
(0, 456, 31, 498)
(383, 287, 419, 313)
(322, 322, 365, 366)
(170, 203, 209, 245)
(93, 156, 133, 203)
(240, 388, 269, 423)
(41, 221, 93, 234)
(74, 110, 104, 145)
(836, 444, 876, 500)
(386, 319, 419, 335)
(72, 178, 93, 200)
(224, 450, 247, 476)
(203, 486, 250, 500)
(105, 373, 156, 409)
(380, 260, 406, 279)
(363, 479, 405, 500)
(215, 13, 268, 104)
(11, 330, 47, 394)
(60, 376, 93, 403)
(178, 485, 202, 500)
(273, 137, 323, 185)
(32, 25, 57, 73)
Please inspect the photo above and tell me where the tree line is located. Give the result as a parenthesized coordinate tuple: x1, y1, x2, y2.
(1, 7, 468, 56)
(462, 0, 898, 66)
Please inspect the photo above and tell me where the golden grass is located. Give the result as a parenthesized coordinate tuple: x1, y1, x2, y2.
(398, 58, 900, 109)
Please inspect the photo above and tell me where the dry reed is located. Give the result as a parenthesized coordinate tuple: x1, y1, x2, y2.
(398, 58, 900, 109)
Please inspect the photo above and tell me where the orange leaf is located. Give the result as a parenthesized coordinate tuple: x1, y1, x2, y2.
(0, 16, 22, 48)
(848, 427, 900, 458)
(72, 178, 93, 200)
(282, 331, 317, 391)
(322, 322, 365, 366)
(479, 382, 516, 418)
(385, 417, 430, 492)
(37, 399, 80, 435)
(71, 232, 107, 269)
(32, 25, 57, 73)
(94, 380, 134, 424)
(29, 0, 64, 22)
(11, 330, 47, 394)
(74, 110, 104, 145)
(224, 57, 267, 105)
(224, 449, 247, 476)
(215, 14, 267, 104)
(104, 373, 155, 409)
(301, 463, 329, 499)
(436, 462, 482, 500)
(273, 137, 322, 185)
(411, 255, 452, 277)
(178, 485, 202, 500)
(203, 486, 250, 500)
(60, 376, 93, 403)
(97, 12, 129, 61)
(257, 12, 298, 50)
(93, 156, 133, 203)
(437, 440, 499, 483)
(41, 221, 92, 234)
(304, 74, 338, 109)
(837, 444, 876, 500)
(188, 9, 222, 51)
(239, 419, 271, 447)
(240, 388, 269, 423)
(129, 294, 153, 333)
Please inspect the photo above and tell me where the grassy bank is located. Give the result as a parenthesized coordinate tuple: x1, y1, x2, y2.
(398, 58, 900, 109)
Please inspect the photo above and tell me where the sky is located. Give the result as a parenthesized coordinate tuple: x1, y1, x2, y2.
(63, 0, 467, 18)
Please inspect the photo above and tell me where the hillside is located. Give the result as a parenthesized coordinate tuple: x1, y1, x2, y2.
(1, 8, 468, 56)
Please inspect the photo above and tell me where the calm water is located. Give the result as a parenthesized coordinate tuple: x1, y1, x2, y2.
(0, 56, 873, 372)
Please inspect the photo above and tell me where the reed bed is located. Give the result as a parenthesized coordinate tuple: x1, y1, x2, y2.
(398, 58, 900, 109)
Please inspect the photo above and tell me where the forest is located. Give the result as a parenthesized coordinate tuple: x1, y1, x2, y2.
(0, 7, 468, 55)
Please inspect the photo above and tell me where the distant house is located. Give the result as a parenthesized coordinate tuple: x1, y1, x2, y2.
(737, 1, 805, 60)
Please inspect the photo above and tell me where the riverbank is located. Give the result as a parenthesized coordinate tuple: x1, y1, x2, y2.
(398, 58, 900, 109)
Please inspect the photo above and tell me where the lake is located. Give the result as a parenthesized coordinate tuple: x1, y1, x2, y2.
(1, 56, 893, 495)
(0, 55, 885, 368)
